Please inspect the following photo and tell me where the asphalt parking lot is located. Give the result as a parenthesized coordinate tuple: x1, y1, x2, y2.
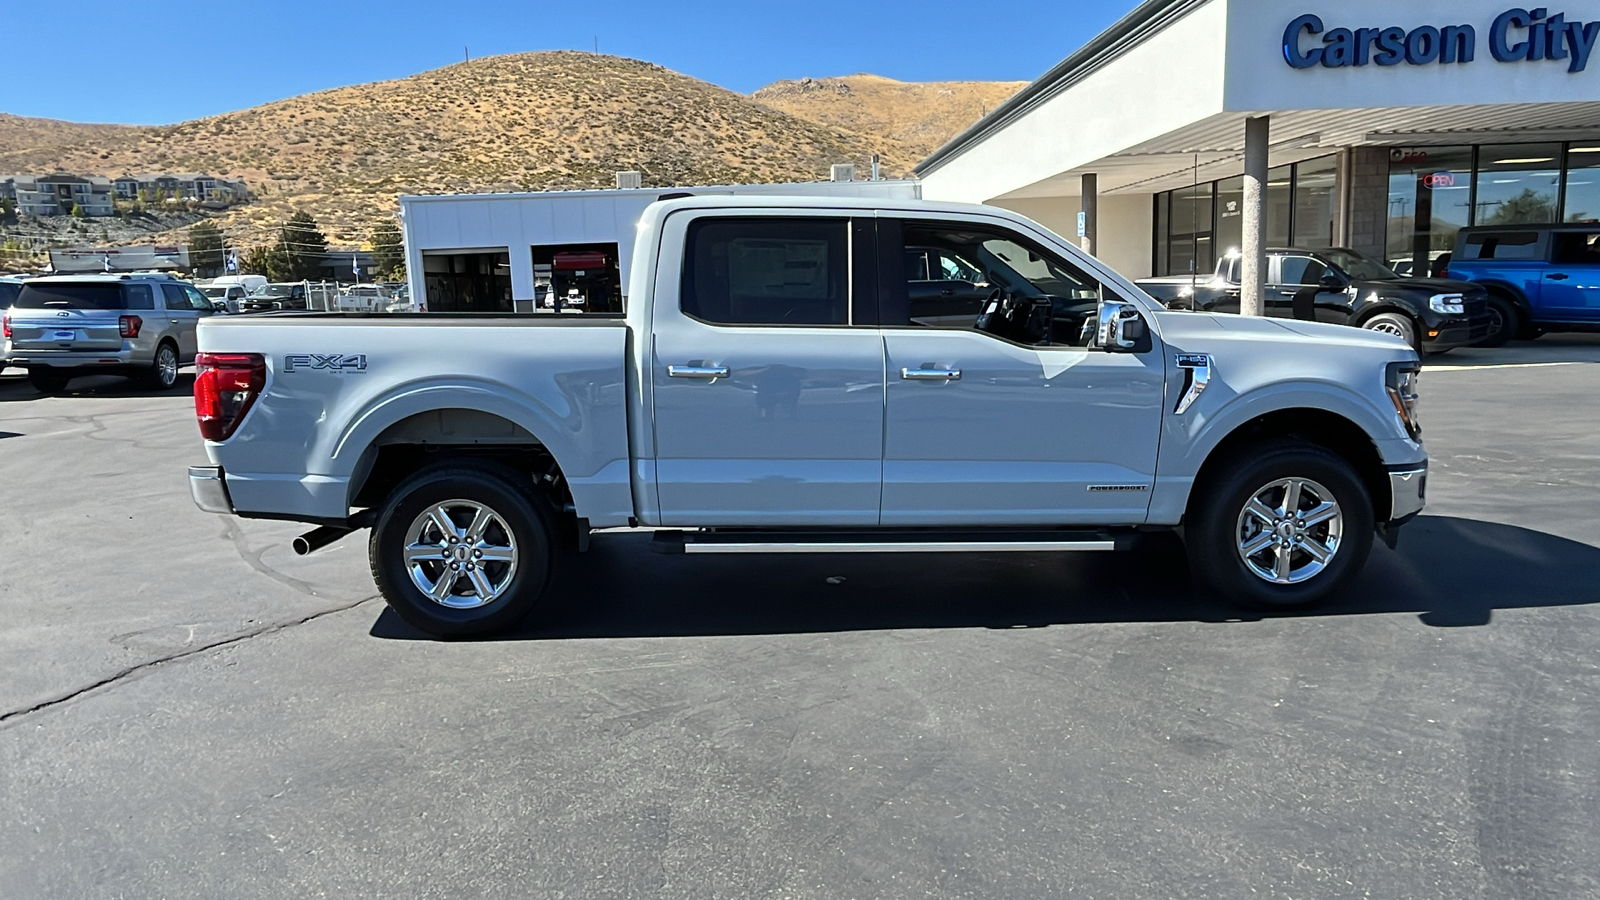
(2, 338, 1599, 900)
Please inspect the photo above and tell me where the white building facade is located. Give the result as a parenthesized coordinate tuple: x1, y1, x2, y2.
(918, 0, 1600, 286)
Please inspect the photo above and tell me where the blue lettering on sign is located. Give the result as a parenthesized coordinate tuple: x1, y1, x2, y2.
(1285, 7, 1598, 72)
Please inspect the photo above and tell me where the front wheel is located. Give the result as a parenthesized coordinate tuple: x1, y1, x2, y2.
(1478, 295, 1521, 348)
(1360, 312, 1418, 351)
(369, 462, 559, 637)
(1186, 442, 1375, 610)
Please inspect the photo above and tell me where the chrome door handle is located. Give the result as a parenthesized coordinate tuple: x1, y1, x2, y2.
(667, 365, 729, 379)
(902, 367, 961, 381)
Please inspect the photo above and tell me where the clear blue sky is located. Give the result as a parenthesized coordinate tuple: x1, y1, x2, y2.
(0, 0, 1134, 125)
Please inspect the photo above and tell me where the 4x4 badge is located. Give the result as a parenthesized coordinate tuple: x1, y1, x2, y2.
(284, 354, 367, 373)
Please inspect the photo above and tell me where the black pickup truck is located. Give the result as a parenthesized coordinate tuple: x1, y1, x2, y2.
(1137, 248, 1492, 353)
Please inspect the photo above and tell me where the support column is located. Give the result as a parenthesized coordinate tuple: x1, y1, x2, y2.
(1079, 173, 1098, 257)
(1241, 115, 1270, 317)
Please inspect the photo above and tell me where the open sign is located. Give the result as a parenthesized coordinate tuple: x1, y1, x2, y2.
(1422, 172, 1457, 189)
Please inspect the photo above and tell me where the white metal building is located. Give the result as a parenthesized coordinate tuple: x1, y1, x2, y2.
(399, 180, 920, 313)
(918, 0, 1600, 294)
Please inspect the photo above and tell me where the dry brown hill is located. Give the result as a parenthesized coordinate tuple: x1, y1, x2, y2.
(751, 74, 1025, 163)
(0, 113, 148, 161)
(0, 53, 909, 247)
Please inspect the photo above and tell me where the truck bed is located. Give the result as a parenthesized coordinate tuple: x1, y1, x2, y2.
(197, 313, 635, 526)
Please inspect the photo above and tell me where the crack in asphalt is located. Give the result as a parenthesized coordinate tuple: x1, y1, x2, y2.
(0, 595, 381, 728)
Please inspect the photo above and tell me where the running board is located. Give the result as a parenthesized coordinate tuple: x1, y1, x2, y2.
(650, 530, 1128, 555)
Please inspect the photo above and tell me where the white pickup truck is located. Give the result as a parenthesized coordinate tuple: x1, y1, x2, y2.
(188, 196, 1427, 636)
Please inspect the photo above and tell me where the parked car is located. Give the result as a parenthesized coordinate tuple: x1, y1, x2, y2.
(1446, 224, 1600, 346)
(1137, 248, 1492, 353)
(187, 196, 1428, 637)
(3, 272, 213, 392)
(200, 284, 249, 314)
(240, 282, 308, 312)
(0, 275, 22, 369)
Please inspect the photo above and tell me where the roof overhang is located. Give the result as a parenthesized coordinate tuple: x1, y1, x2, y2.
(921, 0, 1600, 203)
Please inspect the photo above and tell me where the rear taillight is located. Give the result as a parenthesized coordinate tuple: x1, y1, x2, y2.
(194, 352, 266, 442)
(2, 314, 10, 339)
(119, 315, 142, 338)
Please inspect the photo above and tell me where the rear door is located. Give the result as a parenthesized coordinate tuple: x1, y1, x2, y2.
(160, 283, 201, 357)
(1544, 229, 1600, 322)
(649, 212, 886, 526)
(8, 282, 132, 352)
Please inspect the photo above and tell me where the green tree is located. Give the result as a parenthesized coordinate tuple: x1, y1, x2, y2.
(70, 203, 86, 219)
(1484, 189, 1558, 226)
(241, 245, 282, 280)
(276, 210, 327, 282)
(189, 221, 225, 277)
(369, 218, 405, 280)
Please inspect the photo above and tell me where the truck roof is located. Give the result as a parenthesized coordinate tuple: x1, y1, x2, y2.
(26, 272, 183, 283)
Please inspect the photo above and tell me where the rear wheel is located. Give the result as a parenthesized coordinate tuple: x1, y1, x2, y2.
(1478, 295, 1521, 348)
(1187, 441, 1375, 610)
(144, 342, 179, 390)
(27, 369, 69, 394)
(369, 462, 559, 637)
(1360, 312, 1418, 351)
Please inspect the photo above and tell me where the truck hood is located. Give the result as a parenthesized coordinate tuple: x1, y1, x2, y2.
(1152, 308, 1415, 355)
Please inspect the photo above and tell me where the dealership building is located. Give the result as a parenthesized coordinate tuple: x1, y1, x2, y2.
(918, 0, 1600, 284)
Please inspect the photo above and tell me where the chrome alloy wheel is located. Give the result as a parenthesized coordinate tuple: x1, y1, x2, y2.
(402, 500, 519, 609)
(1235, 477, 1344, 585)
(156, 345, 178, 386)
(1366, 319, 1407, 338)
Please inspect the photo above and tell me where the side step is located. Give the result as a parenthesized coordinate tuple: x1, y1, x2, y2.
(650, 529, 1129, 555)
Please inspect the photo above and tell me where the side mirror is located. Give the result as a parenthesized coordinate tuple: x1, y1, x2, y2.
(1318, 273, 1347, 290)
(1096, 300, 1146, 352)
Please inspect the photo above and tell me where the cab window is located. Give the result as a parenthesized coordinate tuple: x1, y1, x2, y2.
(881, 219, 1110, 347)
(681, 217, 849, 326)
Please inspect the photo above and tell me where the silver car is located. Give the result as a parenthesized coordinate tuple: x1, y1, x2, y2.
(3, 272, 213, 393)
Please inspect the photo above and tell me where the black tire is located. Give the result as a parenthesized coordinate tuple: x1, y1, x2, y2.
(144, 341, 180, 390)
(1186, 441, 1375, 610)
(1478, 294, 1521, 348)
(369, 461, 559, 637)
(28, 369, 69, 394)
(1359, 311, 1418, 352)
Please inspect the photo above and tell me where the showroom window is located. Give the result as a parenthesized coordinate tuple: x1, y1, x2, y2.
(1562, 145, 1600, 223)
(1474, 144, 1562, 226)
(1153, 156, 1339, 276)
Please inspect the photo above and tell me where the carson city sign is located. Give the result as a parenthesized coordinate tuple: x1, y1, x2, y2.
(1284, 8, 1600, 73)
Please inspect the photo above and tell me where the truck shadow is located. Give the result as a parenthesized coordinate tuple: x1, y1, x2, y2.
(369, 515, 1600, 641)
(0, 371, 195, 401)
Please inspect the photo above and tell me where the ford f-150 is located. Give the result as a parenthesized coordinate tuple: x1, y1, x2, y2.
(187, 196, 1428, 636)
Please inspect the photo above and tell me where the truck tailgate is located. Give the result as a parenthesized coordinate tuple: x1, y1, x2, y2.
(197, 315, 634, 526)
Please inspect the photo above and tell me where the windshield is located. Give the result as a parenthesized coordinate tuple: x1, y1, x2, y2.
(201, 287, 228, 298)
(15, 282, 126, 310)
(1319, 249, 1399, 281)
(251, 284, 296, 297)
(0, 281, 20, 307)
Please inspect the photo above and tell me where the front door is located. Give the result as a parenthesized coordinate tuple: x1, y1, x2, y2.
(650, 214, 885, 526)
(878, 216, 1166, 526)
(1545, 229, 1600, 322)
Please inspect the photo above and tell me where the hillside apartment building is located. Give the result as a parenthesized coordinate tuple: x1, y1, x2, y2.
(0, 172, 249, 216)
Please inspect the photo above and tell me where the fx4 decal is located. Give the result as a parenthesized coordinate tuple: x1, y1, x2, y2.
(284, 354, 367, 373)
